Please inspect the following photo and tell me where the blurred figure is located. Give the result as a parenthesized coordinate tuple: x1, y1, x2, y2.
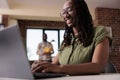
(36, 33, 54, 62)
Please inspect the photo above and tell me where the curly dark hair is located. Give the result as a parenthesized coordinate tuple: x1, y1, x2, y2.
(63, 0, 94, 47)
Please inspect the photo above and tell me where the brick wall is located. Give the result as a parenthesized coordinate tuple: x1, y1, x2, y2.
(94, 7, 120, 72)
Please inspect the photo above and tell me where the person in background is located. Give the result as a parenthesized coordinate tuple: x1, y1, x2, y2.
(36, 32, 54, 62)
(31, 0, 112, 75)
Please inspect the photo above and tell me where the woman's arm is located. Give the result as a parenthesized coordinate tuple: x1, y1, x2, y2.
(59, 38, 109, 75)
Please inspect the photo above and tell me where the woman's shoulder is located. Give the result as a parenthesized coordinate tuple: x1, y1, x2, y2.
(93, 25, 112, 46)
(94, 25, 107, 33)
(94, 25, 109, 37)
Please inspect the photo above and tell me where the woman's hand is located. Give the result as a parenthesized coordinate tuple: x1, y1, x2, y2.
(31, 60, 43, 73)
(41, 63, 62, 73)
(31, 61, 62, 73)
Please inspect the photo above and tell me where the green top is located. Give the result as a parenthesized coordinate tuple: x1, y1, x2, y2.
(58, 26, 112, 65)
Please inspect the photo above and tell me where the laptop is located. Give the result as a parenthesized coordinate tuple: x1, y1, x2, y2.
(0, 25, 66, 79)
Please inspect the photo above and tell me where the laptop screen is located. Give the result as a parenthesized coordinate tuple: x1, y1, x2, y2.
(0, 25, 34, 79)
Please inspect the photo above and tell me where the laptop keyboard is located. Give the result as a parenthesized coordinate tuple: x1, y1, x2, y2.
(33, 72, 66, 79)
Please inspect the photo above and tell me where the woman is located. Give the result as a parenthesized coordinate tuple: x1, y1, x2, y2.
(32, 0, 112, 75)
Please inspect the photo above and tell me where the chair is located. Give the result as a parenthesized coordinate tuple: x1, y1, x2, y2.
(104, 61, 117, 73)
(104, 27, 116, 73)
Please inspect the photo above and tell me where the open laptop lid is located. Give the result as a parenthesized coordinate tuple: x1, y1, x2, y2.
(0, 25, 34, 79)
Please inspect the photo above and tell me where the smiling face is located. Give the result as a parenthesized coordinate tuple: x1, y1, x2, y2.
(61, 0, 76, 27)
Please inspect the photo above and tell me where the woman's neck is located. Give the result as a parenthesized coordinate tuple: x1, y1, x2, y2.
(73, 27, 78, 36)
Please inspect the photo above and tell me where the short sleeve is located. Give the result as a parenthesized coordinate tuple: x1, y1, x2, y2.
(94, 26, 112, 47)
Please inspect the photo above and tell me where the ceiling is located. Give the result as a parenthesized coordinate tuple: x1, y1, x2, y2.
(0, 0, 120, 21)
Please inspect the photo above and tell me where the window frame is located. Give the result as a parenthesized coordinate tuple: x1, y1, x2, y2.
(26, 28, 65, 61)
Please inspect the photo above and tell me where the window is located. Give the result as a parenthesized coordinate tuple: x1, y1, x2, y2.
(26, 29, 43, 60)
(26, 28, 65, 61)
(60, 30, 65, 45)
